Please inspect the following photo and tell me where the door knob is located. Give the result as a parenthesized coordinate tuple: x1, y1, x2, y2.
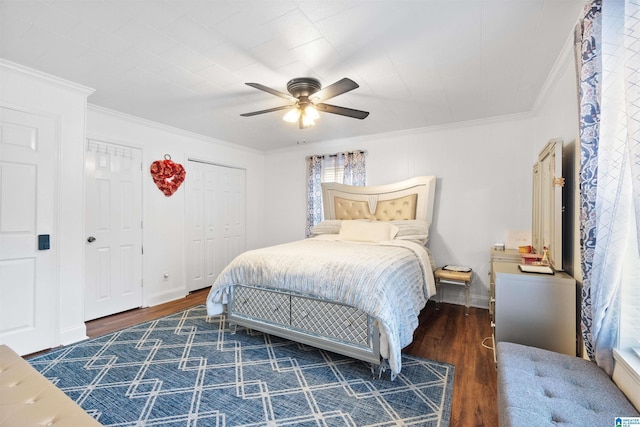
(87, 236, 96, 243)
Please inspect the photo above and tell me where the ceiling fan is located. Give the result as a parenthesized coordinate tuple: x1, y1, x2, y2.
(240, 77, 369, 128)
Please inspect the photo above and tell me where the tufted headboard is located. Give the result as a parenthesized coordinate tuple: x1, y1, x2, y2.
(321, 176, 436, 223)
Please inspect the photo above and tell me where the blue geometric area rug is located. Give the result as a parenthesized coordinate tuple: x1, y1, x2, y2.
(28, 305, 454, 426)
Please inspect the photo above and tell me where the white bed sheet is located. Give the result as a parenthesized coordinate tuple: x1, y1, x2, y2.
(206, 235, 436, 376)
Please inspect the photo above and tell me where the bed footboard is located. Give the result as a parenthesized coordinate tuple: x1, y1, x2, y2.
(227, 285, 381, 365)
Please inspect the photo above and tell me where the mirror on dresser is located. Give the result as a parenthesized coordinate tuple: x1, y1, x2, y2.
(532, 138, 564, 271)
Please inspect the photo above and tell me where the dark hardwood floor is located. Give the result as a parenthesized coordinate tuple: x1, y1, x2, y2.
(84, 288, 498, 426)
(404, 301, 498, 427)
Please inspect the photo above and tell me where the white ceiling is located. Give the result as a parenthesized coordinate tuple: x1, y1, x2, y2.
(0, 0, 585, 151)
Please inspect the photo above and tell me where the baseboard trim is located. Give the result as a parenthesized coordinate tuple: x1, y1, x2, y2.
(59, 325, 88, 347)
(145, 289, 188, 308)
(437, 286, 489, 310)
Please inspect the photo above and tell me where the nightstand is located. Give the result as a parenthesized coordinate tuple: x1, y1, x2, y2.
(434, 267, 472, 315)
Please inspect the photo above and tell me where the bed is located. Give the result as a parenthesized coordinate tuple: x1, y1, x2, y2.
(206, 176, 437, 377)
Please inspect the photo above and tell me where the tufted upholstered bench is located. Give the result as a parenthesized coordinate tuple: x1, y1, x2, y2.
(0, 344, 102, 427)
(497, 341, 639, 426)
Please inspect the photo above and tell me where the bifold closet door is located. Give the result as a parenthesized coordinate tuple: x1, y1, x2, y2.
(218, 166, 246, 269)
(185, 162, 245, 292)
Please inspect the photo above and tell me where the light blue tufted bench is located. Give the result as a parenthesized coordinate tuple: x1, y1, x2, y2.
(497, 342, 639, 426)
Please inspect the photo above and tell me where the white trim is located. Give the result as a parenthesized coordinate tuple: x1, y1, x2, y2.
(88, 104, 263, 155)
(439, 287, 489, 310)
(186, 155, 246, 171)
(145, 288, 188, 308)
(613, 348, 640, 411)
(58, 327, 89, 347)
(53, 113, 63, 348)
(86, 133, 145, 150)
(532, 29, 577, 114)
(0, 59, 94, 95)
(266, 111, 533, 155)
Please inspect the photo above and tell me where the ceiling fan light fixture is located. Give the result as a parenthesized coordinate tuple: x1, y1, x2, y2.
(304, 105, 319, 121)
(302, 113, 316, 127)
(283, 108, 300, 123)
(242, 77, 369, 126)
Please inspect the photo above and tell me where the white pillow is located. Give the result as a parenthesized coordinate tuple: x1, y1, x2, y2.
(310, 220, 342, 236)
(338, 221, 399, 242)
(390, 219, 430, 244)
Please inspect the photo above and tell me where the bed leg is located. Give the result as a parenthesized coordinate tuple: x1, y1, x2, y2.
(378, 360, 389, 379)
(229, 323, 238, 334)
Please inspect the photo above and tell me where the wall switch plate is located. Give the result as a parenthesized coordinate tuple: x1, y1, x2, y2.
(38, 234, 50, 250)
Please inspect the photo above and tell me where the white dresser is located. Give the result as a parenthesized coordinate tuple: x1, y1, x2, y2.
(490, 257, 577, 358)
(488, 248, 521, 323)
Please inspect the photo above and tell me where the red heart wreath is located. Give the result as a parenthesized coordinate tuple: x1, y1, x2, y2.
(150, 157, 186, 197)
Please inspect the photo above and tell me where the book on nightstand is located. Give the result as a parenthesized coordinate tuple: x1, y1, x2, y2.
(443, 265, 472, 272)
(518, 264, 554, 274)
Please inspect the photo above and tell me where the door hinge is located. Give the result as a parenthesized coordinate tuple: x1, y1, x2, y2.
(141, 246, 144, 255)
(553, 177, 565, 187)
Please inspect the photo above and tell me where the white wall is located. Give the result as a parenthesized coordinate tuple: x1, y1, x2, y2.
(263, 115, 537, 308)
(87, 106, 265, 307)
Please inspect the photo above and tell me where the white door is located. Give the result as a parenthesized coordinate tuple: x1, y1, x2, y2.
(185, 161, 210, 292)
(0, 107, 57, 355)
(219, 167, 246, 267)
(185, 162, 245, 292)
(84, 140, 142, 321)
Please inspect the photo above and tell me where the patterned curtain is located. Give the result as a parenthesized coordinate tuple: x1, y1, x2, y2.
(305, 151, 366, 237)
(576, 0, 640, 375)
(627, 2, 640, 263)
(575, 0, 603, 371)
(305, 155, 323, 237)
(341, 151, 366, 186)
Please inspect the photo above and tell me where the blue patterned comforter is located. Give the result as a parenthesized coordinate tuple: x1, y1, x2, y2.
(206, 235, 436, 376)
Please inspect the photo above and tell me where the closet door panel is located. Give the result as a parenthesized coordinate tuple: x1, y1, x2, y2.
(219, 167, 246, 269)
(203, 166, 220, 286)
(185, 162, 205, 291)
(186, 162, 245, 292)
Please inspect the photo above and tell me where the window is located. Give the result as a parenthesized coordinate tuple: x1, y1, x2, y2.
(321, 156, 345, 184)
(305, 151, 366, 237)
(614, 207, 640, 409)
(619, 216, 640, 358)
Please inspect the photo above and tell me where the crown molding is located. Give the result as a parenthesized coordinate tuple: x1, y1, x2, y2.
(532, 29, 576, 114)
(88, 104, 263, 155)
(266, 111, 533, 156)
(0, 58, 95, 95)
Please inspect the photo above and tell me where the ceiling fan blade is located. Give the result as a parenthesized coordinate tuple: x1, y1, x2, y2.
(245, 83, 297, 101)
(312, 78, 359, 102)
(240, 105, 293, 117)
(315, 103, 370, 119)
